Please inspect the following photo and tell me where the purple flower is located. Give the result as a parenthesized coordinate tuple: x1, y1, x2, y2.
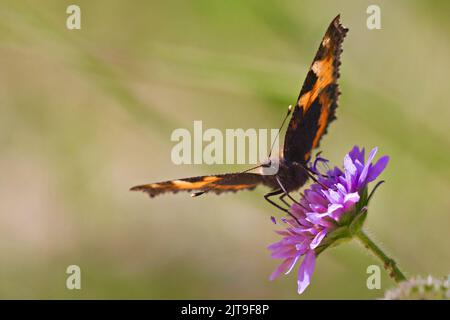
(268, 146, 389, 294)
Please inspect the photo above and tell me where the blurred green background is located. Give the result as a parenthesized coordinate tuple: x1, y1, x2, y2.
(0, 0, 449, 299)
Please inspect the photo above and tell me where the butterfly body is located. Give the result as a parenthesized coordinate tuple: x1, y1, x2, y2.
(273, 159, 309, 192)
(131, 15, 348, 212)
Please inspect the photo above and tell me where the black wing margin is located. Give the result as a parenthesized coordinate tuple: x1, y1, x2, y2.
(283, 15, 348, 163)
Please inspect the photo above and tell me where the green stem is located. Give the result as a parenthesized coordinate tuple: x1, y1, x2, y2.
(355, 229, 407, 283)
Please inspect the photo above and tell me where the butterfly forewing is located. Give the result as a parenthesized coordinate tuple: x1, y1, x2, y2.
(283, 15, 348, 163)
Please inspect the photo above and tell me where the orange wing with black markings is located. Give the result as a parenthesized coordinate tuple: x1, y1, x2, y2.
(130, 173, 269, 198)
(283, 15, 348, 163)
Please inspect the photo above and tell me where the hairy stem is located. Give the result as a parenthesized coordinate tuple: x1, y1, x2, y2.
(356, 230, 407, 283)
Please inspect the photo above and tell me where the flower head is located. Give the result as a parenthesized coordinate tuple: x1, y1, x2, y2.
(383, 275, 450, 300)
(268, 146, 389, 294)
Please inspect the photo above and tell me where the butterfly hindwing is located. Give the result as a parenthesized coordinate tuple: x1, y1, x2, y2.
(130, 173, 267, 198)
(283, 15, 348, 163)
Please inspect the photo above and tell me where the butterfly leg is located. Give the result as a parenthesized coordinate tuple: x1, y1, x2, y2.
(279, 193, 291, 207)
(275, 176, 300, 205)
(264, 189, 300, 224)
(264, 189, 288, 213)
(279, 193, 305, 212)
(275, 175, 310, 213)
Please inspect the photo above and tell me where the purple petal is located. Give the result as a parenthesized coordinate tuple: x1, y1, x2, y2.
(349, 146, 365, 163)
(270, 258, 293, 281)
(296, 216, 313, 227)
(344, 158, 357, 190)
(270, 216, 276, 224)
(305, 212, 325, 224)
(358, 147, 378, 186)
(291, 227, 314, 234)
(343, 154, 357, 175)
(285, 218, 302, 228)
(305, 189, 326, 204)
(328, 203, 343, 214)
(310, 229, 327, 249)
(267, 240, 285, 250)
(367, 155, 389, 182)
(271, 247, 296, 259)
(336, 183, 347, 194)
(310, 204, 326, 213)
(294, 241, 308, 253)
(331, 167, 344, 178)
(343, 192, 360, 206)
(337, 175, 347, 187)
(284, 254, 301, 275)
(323, 189, 342, 203)
(291, 203, 306, 217)
(306, 213, 335, 228)
(275, 230, 290, 236)
(297, 250, 316, 294)
(353, 159, 364, 172)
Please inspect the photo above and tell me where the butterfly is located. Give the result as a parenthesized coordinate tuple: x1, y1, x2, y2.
(131, 15, 348, 216)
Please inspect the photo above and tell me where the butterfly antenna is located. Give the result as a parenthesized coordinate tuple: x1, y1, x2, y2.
(268, 105, 293, 158)
(192, 105, 293, 199)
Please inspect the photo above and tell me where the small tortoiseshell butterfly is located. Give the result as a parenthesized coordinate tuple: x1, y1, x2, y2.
(131, 15, 348, 215)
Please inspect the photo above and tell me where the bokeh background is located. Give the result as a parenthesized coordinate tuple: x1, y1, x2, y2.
(0, 0, 449, 299)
